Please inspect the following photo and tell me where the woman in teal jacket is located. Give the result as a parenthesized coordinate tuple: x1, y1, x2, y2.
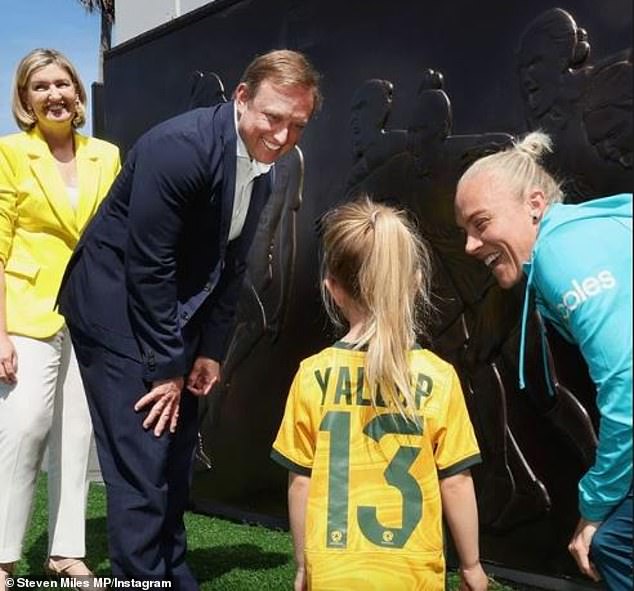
(455, 131, 632, 591)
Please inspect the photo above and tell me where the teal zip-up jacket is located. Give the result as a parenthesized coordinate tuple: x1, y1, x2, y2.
(519, 193, 632, 521)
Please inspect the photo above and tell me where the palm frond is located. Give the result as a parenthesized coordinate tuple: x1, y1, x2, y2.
(77, 0, 115, 21)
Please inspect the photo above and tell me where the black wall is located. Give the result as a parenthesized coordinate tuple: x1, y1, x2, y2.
(101, 0, 632, 584)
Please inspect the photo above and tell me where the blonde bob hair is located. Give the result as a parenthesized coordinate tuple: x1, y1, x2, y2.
(319, 196, 434, 422)
(12, 48, 87, 131)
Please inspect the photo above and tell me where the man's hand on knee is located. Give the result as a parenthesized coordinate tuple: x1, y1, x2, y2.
(134, 377, 185, 436)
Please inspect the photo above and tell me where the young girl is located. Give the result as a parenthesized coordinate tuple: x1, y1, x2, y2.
(271, 198, 488, 590)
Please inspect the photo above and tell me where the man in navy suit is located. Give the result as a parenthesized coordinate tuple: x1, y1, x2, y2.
(57, 50, 320, 587)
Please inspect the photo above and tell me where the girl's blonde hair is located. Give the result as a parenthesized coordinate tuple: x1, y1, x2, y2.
(458, 131, 564, 205)
(319, 197, 433, 422)
(12, 48, 87, 131)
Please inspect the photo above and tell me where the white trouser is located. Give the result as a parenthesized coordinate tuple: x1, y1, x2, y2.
(0, 328, 92, 562)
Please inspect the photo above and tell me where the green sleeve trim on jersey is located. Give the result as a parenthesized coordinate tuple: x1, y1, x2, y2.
(270, 449, 312, 476)
(438, 453, 482, 479)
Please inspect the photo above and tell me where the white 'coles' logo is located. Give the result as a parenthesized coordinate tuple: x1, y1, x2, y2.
(556, 270, 616, 320)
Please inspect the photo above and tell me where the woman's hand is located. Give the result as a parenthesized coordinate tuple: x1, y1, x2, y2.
(568, 518, 602, 582)
(0, 333, 17, 384)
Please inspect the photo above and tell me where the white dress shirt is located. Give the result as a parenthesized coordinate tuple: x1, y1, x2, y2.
(228, 103, 272, 241)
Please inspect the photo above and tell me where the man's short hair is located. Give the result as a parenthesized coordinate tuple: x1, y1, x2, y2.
(238, 49, 322, 112)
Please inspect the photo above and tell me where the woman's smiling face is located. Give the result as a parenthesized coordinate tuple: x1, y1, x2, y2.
(24, 63, 77, 129)
(455, 170, 545, 289)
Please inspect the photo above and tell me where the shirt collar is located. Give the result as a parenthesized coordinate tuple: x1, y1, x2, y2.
(234, 102, 273, 177)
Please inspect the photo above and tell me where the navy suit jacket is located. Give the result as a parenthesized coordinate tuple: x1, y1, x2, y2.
(58, 101, 273, 381)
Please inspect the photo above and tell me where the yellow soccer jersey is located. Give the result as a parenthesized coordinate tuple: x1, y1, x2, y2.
(271, 343, 481, 591)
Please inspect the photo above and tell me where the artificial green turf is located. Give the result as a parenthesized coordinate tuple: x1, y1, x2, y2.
(17, 476, 524, 590)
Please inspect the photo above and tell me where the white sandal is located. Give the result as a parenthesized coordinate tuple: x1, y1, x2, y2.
(45, 558, 103, 591)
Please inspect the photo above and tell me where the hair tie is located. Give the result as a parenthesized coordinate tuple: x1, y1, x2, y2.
(369, 210, 379, 227)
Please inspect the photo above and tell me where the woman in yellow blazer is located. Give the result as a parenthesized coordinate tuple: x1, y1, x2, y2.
(0, 49, 120, 586)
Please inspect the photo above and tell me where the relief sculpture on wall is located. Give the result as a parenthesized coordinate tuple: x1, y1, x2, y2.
(340, 7, 631, 546)
(188, 1, 630, 574)
(345, 68, 558, 532)
(518, 7, 632, 199)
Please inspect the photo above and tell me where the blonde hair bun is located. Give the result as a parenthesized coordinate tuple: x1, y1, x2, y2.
(515, 131, 554, 161)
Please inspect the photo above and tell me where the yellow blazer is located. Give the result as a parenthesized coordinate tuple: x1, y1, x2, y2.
(0, 128, 120, 339)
